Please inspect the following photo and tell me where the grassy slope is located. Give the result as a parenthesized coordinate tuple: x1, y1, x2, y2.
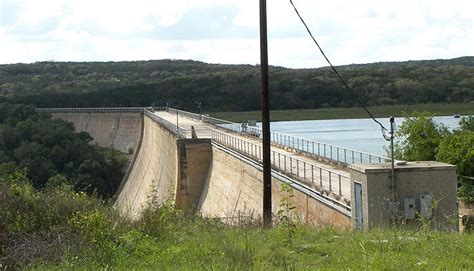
(41, 225, 473, 270)
(2, 172, 472, 270)
(209, 103, 474, 122)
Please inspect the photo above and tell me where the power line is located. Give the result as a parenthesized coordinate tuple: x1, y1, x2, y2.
(289, 0, 390, 140)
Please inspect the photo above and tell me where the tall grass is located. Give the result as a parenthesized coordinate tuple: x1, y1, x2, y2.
(1, 175, 473, 270)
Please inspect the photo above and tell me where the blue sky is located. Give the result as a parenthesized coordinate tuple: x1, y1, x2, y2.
(0, 0, 472, 68)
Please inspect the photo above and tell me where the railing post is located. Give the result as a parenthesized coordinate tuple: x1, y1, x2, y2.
(296, 160, 299, 176)
(344, 149, 347, 163)
(329, 172, 332, 191)
(338, 175, 342, 195)
(330, 145, 333, 160)
(290, 157, 293, 174)
(303, 162, 306, 179)
(319, 168, 322, 187)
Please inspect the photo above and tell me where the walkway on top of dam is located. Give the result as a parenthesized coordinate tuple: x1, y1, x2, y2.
(154, 110, 353, 201)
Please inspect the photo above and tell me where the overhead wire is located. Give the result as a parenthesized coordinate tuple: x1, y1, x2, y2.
(288, 0, 391, 141)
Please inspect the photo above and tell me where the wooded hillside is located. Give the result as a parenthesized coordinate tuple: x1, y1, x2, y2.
(0, 57, 472, 111)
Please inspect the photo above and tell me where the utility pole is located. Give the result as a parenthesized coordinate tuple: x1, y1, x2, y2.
(259, 0, 272, 227)
(389, 116, 396, 202)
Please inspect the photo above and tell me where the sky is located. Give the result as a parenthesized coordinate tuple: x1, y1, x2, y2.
(0, 0, 473, 68)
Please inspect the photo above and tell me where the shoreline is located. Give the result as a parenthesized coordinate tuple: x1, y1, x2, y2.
(209, 103, 474, 122)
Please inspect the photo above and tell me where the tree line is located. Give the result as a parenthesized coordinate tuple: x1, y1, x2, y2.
(0, 57, 473, 111)
(0, 103, 127, 197)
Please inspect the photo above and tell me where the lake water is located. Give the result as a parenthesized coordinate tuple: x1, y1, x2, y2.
(269, 116, 461, 157)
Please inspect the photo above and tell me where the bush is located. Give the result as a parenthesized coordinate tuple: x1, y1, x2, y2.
(0, 170, 118, 267)
(393, 113, 474, 203)
(393, 111, 446, 161)
(0, 103, 128, 198)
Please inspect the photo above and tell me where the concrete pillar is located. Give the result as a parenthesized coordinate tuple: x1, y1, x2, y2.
(176, 139, 212, 211)
(349, 161, 458, 231)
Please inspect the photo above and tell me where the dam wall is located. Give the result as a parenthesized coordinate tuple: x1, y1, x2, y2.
(45, 108, 351, 227)
(198, 142, 352, 229)
(50, 112, 142, 154)
(39, 108, 459, 231)
(114, 116, 180, 218)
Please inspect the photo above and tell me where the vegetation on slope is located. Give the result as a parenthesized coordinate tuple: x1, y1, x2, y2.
(0, 103, 127, 197)
(0, 57, 473, 111)
(0, 102, 472, 270)
(1, 174, 473, 270)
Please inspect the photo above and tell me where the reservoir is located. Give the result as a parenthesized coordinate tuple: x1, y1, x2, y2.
(270, 116, 462, 157)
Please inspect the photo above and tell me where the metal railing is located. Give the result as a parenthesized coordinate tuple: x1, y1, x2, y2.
(144, 110, 186, 138)
(268, 130, 390, 164)
(212, 129, 350, 197)
(165, 107, 235, 126)
(219, 124, 389, 164)
(36, 107, 146, 113)
(47, 106, 388, 165)
(161, 107, 390, 165)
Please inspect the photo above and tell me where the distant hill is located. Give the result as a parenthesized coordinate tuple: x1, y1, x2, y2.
(0, 57, 473, 111)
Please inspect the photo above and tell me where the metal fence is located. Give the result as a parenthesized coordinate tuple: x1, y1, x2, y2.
(36, 107, 146, 113)
(144, 110, 187, 138)
(161, 107, 390, 165)
(268, 130, 390, 164)
(165, 107, 235, 126)
(39, 106, 390, 165)
(212, 129, 350, 197)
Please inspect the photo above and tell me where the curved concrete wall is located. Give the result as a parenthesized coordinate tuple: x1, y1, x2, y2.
(114, 116, 179, 218)
(52, 110, 351, 227)
(51, 112, 142, 154)
(198, 145, 351, 229)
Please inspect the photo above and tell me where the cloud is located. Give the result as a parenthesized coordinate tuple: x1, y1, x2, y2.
(0, 0, 473, 67)
(150, 5, 255, 40)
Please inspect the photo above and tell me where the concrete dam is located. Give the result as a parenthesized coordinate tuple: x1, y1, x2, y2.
(38, 107, 459, 230)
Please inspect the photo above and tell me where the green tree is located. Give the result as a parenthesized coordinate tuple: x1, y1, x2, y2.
(393, 113, 474, 202)
(0, 103, 127, 197)
(393, 112, 446, 161)
(437, 117, 474, 202)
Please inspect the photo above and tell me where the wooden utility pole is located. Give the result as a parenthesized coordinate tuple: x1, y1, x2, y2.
(259, 0, 272, 227)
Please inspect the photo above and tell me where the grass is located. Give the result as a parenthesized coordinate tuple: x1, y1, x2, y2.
(36, 222, 474, 270)
(209, 103, 474, 122)
(2, 172, 473, 270)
